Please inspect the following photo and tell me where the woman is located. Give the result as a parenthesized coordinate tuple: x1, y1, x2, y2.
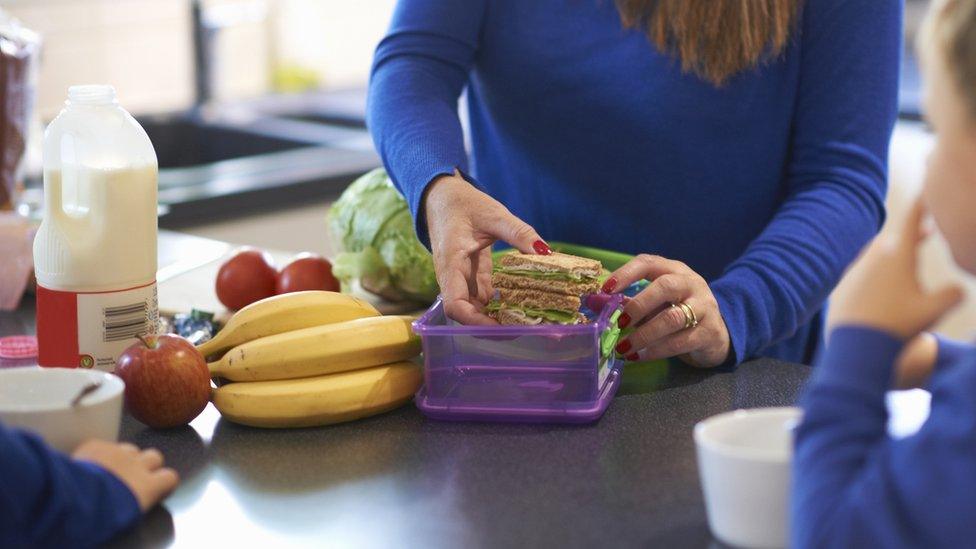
(368, 0, 901, 366)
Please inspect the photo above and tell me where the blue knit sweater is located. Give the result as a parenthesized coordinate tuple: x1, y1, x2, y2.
(368, 0, 901, 364)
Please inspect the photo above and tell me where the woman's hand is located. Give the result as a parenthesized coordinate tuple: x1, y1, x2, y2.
(73, 439, 179, 511)
(828, 198, 963, 340)
(604, 254, 731, 367)
(424, 170, 549, 325)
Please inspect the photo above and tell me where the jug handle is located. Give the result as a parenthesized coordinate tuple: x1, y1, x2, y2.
(48, 130, 102, 243)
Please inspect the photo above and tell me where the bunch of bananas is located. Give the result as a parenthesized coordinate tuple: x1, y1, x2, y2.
(201, 291, 422, 428)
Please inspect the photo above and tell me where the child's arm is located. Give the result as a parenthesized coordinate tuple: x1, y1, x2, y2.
(793, 325, 976, 548)
(933, 334, 975, 370)
(0, 424, 177, 547)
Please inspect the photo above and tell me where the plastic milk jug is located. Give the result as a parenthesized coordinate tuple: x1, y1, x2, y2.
(33, 85, 159, 370)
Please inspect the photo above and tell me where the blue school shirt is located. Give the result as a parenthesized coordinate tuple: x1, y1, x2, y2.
(367, 0, 901, 364)
(793, 327, 976, 547)
(0, 423, 140, 548)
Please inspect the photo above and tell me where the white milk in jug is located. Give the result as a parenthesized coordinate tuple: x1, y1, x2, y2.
(33, 85, 159, 370)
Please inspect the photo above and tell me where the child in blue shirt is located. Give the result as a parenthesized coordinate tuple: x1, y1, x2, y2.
(792, 0, 976, 546)
(1, 422, 178, 547)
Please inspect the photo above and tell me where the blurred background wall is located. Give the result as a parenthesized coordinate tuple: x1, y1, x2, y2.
(2, 0, 395, 119)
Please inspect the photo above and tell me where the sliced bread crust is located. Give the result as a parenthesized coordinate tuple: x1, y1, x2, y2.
(498, 252, 601, 278)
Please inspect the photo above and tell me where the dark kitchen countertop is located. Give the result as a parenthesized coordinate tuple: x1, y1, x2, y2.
(101, 358, 810, 548)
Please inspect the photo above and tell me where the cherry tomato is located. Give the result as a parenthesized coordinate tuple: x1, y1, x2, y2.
(215, 249, 277, 310)
(276, 253, 340, 294)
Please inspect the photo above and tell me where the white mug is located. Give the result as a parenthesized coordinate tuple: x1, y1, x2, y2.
(694, 407, 802, 549)
(0, 367, 125, 453)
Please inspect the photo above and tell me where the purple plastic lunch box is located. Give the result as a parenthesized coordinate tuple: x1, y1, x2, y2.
(412, 294, 625, 423)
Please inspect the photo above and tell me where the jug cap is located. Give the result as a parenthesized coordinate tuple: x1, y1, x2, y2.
(67, 85, 117, 106)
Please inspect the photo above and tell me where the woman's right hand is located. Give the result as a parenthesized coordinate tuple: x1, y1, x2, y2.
(423, 170, 549, 325)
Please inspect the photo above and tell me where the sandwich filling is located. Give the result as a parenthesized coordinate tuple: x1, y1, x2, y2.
(492, 268, 593, 283)
(484, 301, 581, 324)
(488, 252, 604, 326)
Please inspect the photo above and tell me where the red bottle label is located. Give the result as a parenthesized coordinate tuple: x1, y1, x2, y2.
(36, 282, 158, 370)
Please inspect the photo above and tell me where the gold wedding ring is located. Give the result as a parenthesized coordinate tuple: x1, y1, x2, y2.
(671, 301, 698, 329)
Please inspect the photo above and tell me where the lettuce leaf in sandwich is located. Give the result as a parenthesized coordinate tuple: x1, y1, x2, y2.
(485, 301, 581, 325)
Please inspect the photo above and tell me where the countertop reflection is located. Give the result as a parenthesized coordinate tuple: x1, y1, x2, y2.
(114, 359, 810, 548)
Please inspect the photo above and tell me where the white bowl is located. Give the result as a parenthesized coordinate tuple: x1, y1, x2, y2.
(694, 407, 802, 549)
(0, 366, 124, 453)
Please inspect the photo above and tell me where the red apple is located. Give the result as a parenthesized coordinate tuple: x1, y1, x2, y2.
(276, 253, 340, 294)
(216, 248, 277, 310)
(115, 334, 211, 428)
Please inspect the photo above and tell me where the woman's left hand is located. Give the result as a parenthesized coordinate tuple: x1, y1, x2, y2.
(604, 255, 731, 367)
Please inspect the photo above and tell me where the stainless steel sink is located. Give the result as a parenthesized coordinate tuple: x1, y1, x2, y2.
(138, 114, 318, 169)
(127, 109, 379, 228)
(236, 88, 367, 129)
(143, 1, 377, 223)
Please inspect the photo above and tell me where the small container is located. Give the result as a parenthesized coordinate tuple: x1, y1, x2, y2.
(413, 294, 625, 423)
(0, 367, 124, 453)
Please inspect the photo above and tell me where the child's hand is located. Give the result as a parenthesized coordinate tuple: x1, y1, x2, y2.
(72, 439, 179, 511)
(829, 198, 964, 340)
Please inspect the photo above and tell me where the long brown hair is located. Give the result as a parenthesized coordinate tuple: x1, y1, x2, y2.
(616, 0, 803, 86)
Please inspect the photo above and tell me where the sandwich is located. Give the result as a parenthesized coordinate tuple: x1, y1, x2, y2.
(487, 252, 603, 325)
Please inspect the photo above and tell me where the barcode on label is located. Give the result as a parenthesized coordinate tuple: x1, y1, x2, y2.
(103, 302, 149, 342)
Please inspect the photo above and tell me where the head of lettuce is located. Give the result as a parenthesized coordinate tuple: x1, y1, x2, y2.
(328, 168, 439, 303)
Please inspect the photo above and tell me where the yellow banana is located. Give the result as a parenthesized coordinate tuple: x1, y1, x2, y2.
(197, 291, 379, 358)
(212, 361, 422, 428)
(208, 315, 420, 382)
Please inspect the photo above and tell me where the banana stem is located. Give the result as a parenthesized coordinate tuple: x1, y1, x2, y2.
(196, 337, 218, 357)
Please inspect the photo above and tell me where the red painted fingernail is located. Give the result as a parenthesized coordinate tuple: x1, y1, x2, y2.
(533, 240, 552, 255)
(618, 313, 631, 329)
(602, 277, 618, 294)
(616, 340, 632, 354)
(625, 353, 639, 361)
